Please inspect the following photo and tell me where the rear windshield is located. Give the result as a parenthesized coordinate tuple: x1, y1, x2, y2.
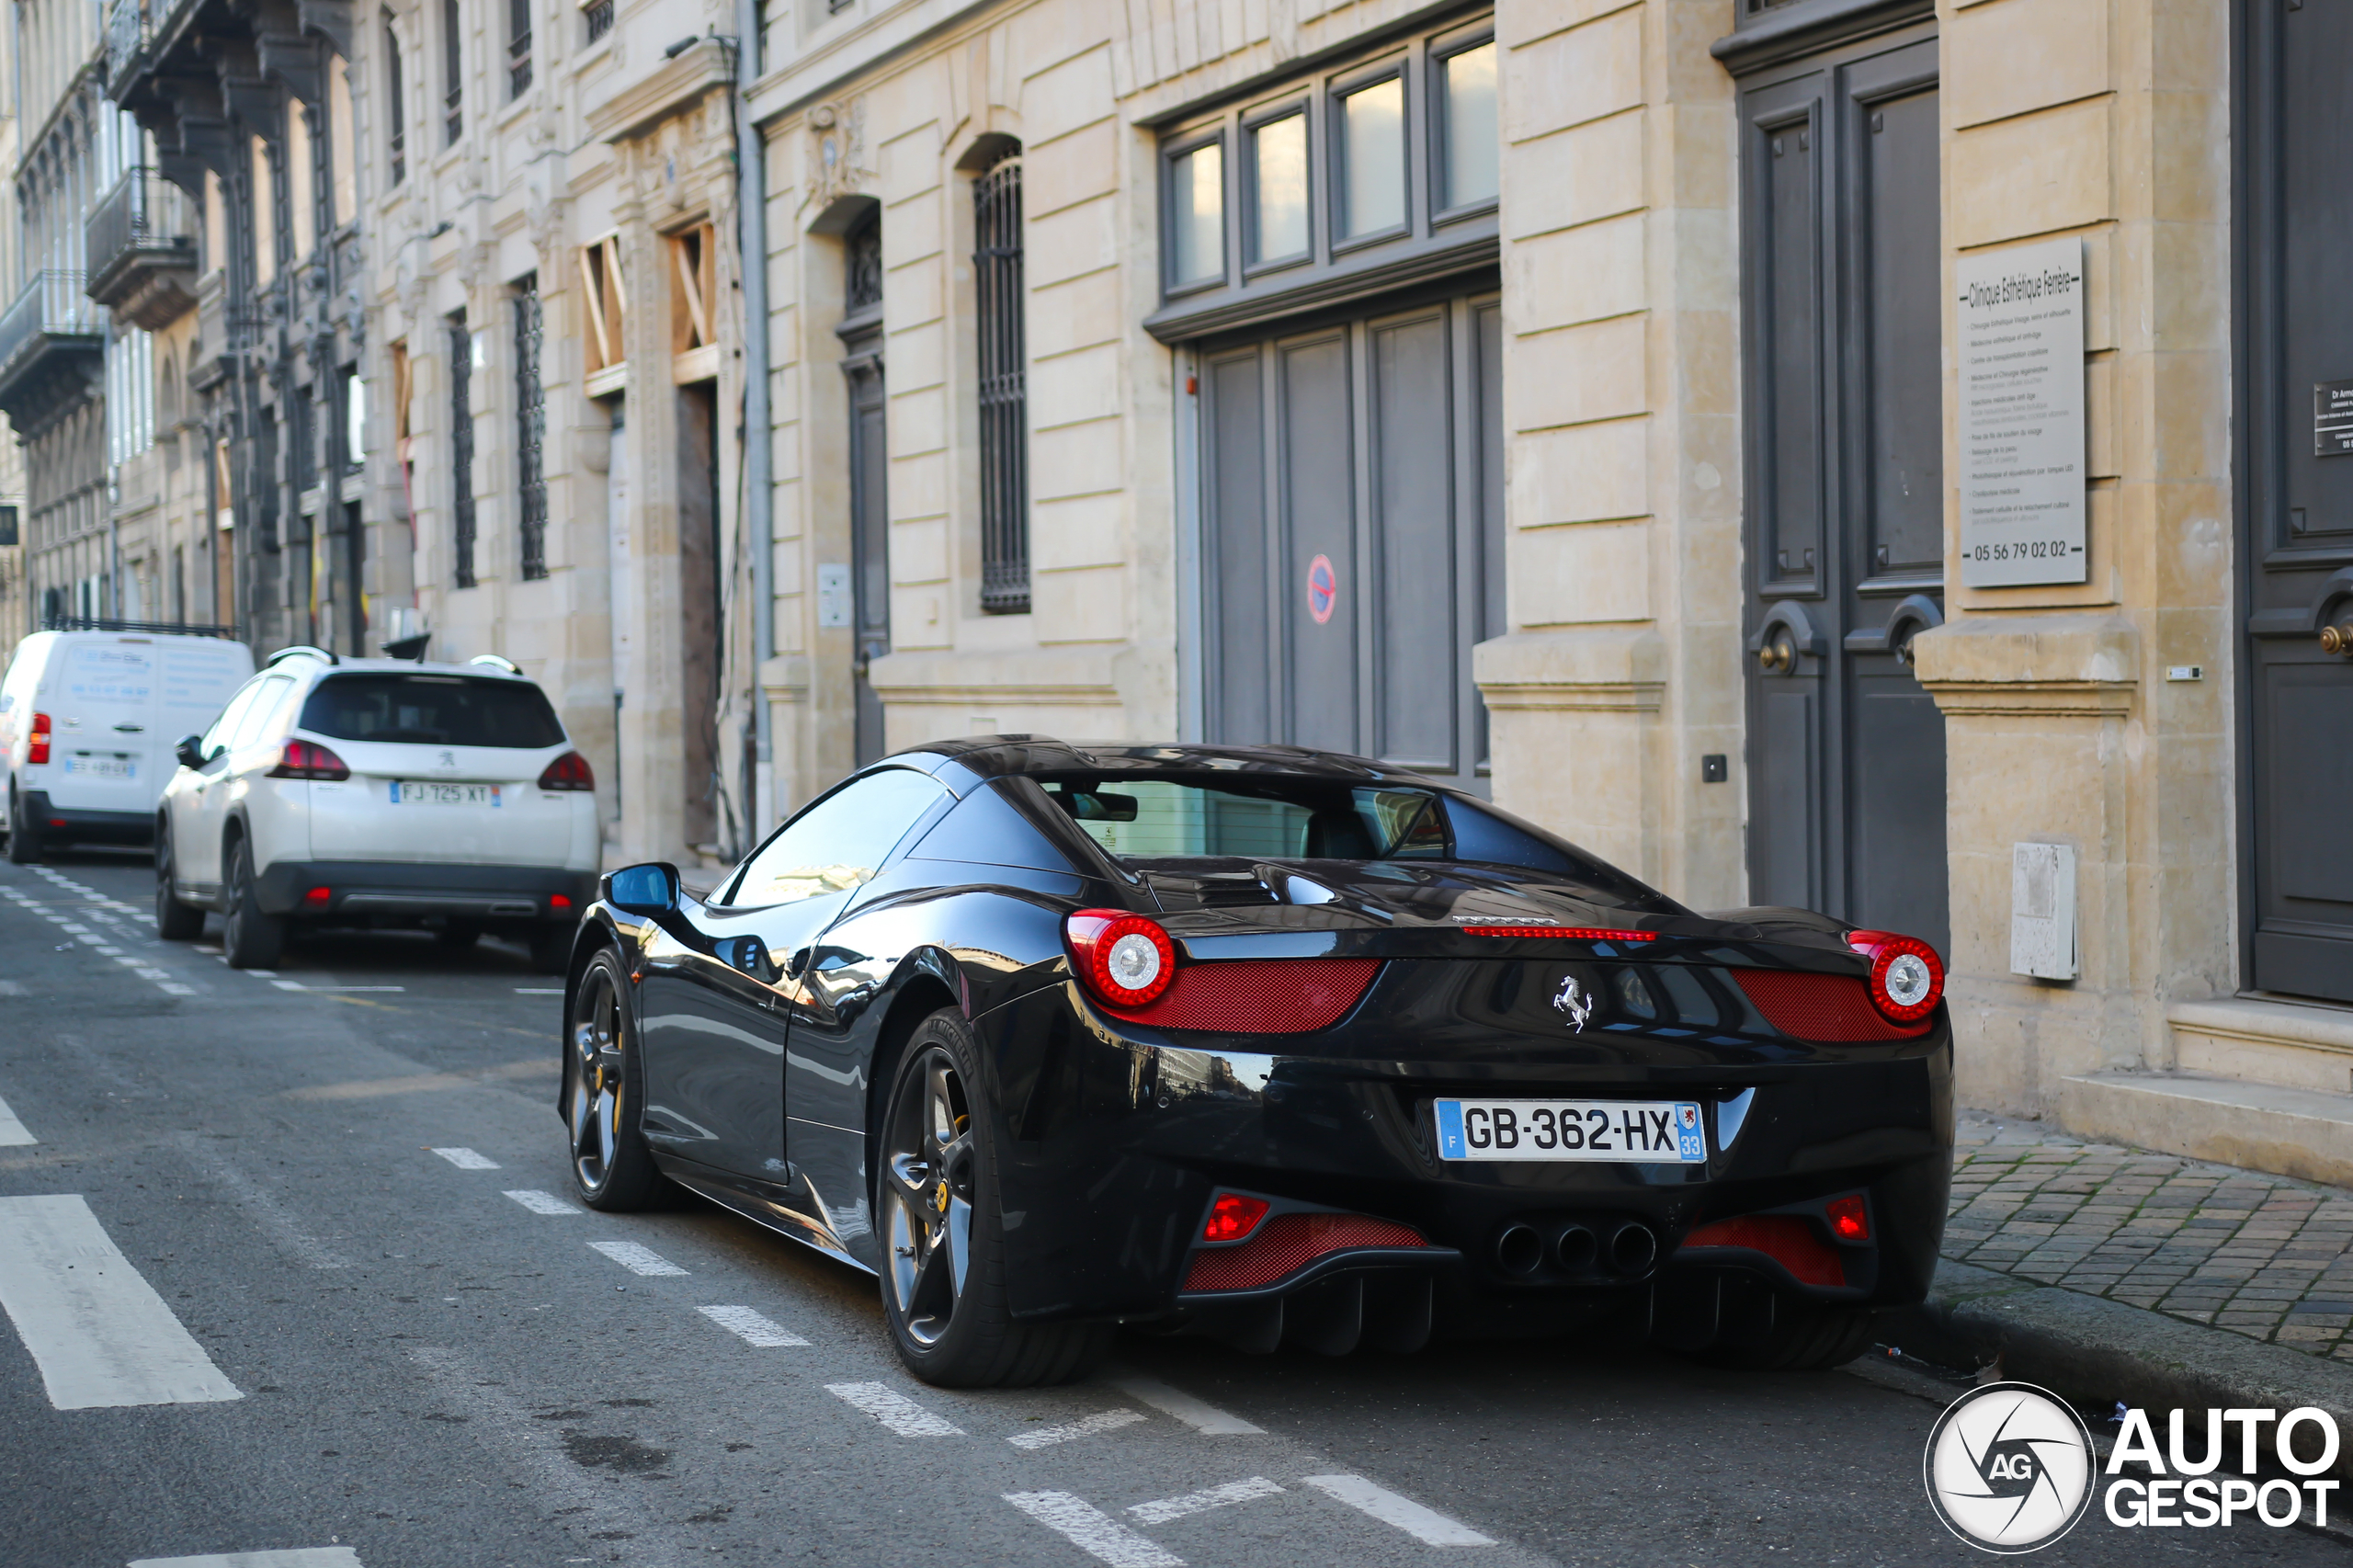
(298, 675, 565, 749)
(1041, 778, 1449, 861)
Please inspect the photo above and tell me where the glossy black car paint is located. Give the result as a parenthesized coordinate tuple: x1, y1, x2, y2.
(560, 739, 1953, 1345)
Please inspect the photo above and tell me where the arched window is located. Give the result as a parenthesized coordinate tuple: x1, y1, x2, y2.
(972, 142, 1027, 614)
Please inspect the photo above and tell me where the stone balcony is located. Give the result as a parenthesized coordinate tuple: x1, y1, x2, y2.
(85, 167, 199, 330)
(0, 271, 105, 437)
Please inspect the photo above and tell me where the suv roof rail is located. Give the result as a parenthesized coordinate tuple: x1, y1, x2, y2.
(40, 616, 240, 640)
(467, 653, 523, 676)
(265, 645, 338, 668)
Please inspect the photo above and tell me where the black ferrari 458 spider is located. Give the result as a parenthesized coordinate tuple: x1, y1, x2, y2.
(557, 738, 1951, 1387)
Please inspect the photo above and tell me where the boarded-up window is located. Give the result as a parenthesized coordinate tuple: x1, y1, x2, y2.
(669, 222, 717, 382)
(580, 234, 627, 381)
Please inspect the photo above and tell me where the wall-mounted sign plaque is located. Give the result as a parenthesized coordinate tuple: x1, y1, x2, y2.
(1957, 236, 2088, 587)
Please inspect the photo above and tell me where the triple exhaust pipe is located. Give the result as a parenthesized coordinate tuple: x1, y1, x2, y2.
(1495, 1219, 1657, 1278)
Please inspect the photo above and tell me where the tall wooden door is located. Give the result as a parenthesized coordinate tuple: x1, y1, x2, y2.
(1196, 282, 1504, 792)
(2241, 0, 2353, 1003)
(1739, 34, 1949, 951)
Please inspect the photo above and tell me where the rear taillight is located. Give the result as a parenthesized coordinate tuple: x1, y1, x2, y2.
(268, 739, 349, 781)
(27, 711, 49, 766)
(538, 751, 595, 791)
(1201, 1193, 1269, 1243)
(1064, 908, 1176, 1007)
(1846, 929, 1944, 1023)
(1456, 922, 1655, 942)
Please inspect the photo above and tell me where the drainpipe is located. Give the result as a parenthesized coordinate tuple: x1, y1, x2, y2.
(733, 0, 774, 831)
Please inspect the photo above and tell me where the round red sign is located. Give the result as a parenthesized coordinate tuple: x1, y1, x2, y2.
(1305, 554, 1337, 624)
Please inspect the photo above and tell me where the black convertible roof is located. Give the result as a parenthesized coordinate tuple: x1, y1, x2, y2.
(885, 735, 1442, 789)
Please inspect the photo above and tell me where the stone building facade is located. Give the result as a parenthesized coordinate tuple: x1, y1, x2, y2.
(743, 0, 2353, 1183)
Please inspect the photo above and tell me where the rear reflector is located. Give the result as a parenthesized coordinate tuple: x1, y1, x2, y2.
(1100, 958, 1381, 1034)
(1678, 1215, 1847, 1288)
(1182, 1212, 1428, 1292)
(550, 893, 573, 911)
(1827, 1194, 1870, 1242)
(1201, 1193, 1269, 1244)
(301, 886, 332, 909)
(1731, 969, 1927, 1041)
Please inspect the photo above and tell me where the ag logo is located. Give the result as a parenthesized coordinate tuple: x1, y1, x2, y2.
(1924, 1381, 2096, 1553)
(1551, 974, 1592, 1031)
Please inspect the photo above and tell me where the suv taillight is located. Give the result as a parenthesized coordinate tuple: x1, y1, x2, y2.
(268, 739, 349, 781)
(27, 711, 49, 766)
(1846, 929, 1945, 1023)
(538, 751, 595, 791)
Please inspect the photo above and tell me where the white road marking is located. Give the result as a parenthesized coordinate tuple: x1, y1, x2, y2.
(1008, 1408, 1148, 1449)
(1107, 1372, 1263, 1436)
(0, 1194, 243, 1409)
(272, 983, 404, 993)
(514, 987, 564, 994)
(181, 1146, 352, 1271)
(697, 1304, 808, 1346)
(1004, 1492, 1183, 1568)
(0, 980, 25, 995)
(1301, 1475, 1495, 1546)
(1129, 1477, 1286, 1525)
(129, 1551, 364, 1567)
(587, 1240, 687, 1277)
(504, 1189, 581, 1216)
(428, 1147, 500, 1170)
(825, 1381, 962, 1436)
(0, 1091, 33, 1146)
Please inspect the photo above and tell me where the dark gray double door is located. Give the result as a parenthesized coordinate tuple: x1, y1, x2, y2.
(1738, 34, 1949, 950)
(1195, 280, 1504, 790)
(2239, 0, 2353, 1003)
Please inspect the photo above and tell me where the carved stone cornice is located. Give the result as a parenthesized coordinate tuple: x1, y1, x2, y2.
(587, 39, 734, 144)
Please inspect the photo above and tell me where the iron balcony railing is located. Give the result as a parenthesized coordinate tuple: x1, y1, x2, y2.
(105, 0, 148, 92)
(0, 272, 104, 376)
(85, 166, 197, 296)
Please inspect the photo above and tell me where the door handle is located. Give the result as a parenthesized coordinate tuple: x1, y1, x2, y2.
(2322, 621, 2353, 656)
(1756, 633, 1797, 675)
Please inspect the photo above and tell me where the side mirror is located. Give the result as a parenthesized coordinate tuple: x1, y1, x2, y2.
(174, 734, 205, 769)
(603, 862, 681, 916)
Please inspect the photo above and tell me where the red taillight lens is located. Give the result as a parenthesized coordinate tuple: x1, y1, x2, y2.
(550, 893, 574, 912)
(301, 886, 332, 909)
(1677, 1215, 1847, 1288)
(267, 739, 349, 781)
(27, 711, 50, 766)
(1202, 1193, 1270, 1244)
(1064, 908, 1177, 1007)
(538, 751, 595, 791)
(1826, 1194, 1870, 1242)
(1846, 929, 1945, 1023)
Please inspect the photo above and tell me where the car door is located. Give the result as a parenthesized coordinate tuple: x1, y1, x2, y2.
(175, 676, 271, 892)
(201, 675, 296, 889)
(636, 767, 951, 1195)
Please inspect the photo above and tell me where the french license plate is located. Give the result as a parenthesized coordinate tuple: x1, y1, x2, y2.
(390, 781, 501, 807)
(63, 755, 134, 780)
(1435, 1098, 1707, 1163)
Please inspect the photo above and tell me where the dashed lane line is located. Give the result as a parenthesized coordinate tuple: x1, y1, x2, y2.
(1007, 1409, 1148, 1450)
(427, 1147, 500, 1170)
(587, 1240, 688, 1277)
(696, 1304, 809, 1346)
(0, 886, 199, 997)
(1004, 1492, 1183, 1568)
(504, 1188, 581, 1215)
(0, 1090, 33, 1146)
(129, 1551, 365, 1567)
(272, 982, 406, 993)
(1128, 1478, 1286, 1526)
(0, 1194, 243, 1410)
(515, 987, 564, 995)
(825, 1381, 962, 1437)
(1301, 1475, 1497, 1547)
(1106, 1371, 1264, 1436)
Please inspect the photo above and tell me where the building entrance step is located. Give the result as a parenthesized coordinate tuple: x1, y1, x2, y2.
(2170, 995, 2353, 1095)
(2062, 1068, 2353, 1187)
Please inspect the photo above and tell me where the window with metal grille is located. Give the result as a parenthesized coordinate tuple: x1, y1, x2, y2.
(515, 276, 547, 580)
(585, 0, 614, 45)
(449, 312, 476, 588)
(385, 17, 406, 185)
(442, 0, 463, 145)
(508, 0, 532, 97)
(973, 147, 1029, 614)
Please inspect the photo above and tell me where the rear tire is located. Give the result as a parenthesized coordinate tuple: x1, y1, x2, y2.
(222, 836, 284, 969)
(6, 789, 39, 865)
(875, 1010, 1111, 1388)
(154, 824, 204, 940)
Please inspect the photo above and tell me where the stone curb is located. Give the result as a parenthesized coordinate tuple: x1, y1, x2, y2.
(1885, 1259, 2353, 1482)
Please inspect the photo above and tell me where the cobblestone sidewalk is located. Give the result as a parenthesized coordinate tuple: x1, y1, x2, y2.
(1946, 1111, 2353, 1359)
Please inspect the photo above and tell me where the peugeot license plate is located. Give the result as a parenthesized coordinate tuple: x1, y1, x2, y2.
(391, 781, 500, 807)
(1435, 1098, 1706, 1163)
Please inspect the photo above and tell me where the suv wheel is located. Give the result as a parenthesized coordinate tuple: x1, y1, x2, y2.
(154, 823, 204, 940)
(222, 836, 284, 968)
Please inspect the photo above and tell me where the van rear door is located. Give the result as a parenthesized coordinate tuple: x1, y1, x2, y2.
(50, 639, 157, 816)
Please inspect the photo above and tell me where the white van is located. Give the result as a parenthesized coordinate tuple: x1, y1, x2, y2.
(0, 630, 256, 862)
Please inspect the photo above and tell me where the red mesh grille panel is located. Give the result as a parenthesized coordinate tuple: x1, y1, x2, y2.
(1732, 968, 1926, 1041)
(1182, 1212, 1428, 1292)
(1107, 959, 1382, 1034)
(1677, 1215, 1847, 1288)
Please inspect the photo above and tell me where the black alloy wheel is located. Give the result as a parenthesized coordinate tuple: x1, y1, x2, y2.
(875, 1011, 1108, 1388)
(154, 823, 203, 940)
(222, 836, 284, 968)
(566, 950, 664, 1210)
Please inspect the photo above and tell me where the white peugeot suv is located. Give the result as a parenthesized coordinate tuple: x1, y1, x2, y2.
(155, 647, 601, 970)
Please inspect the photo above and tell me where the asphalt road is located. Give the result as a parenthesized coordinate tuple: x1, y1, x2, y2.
(0, 849, 2344, 1568)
